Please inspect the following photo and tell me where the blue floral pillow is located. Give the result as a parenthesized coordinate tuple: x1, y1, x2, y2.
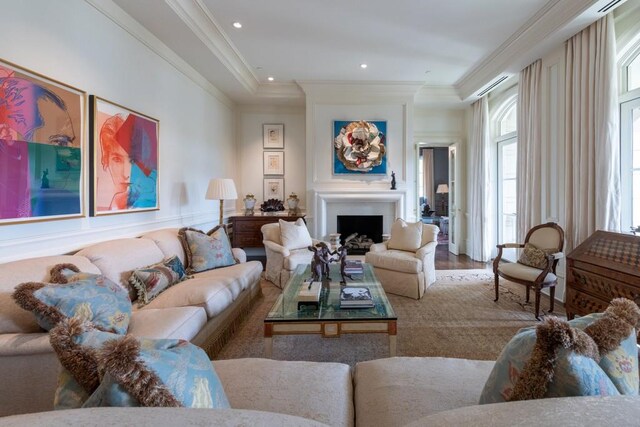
(479, 299, 639, 403)
(49, 317, 120, 409)
(83, 335, 230, 408)
(179, 227, 236, 274)
(129, 256, 188, 307)
(13, 274, 131, 334)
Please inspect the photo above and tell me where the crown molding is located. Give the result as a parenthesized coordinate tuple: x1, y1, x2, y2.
(165, 0, 259, 94)
(85, 0, 234, 109)
(455, 0, 601, 100)
(414, 85, 463, 107)
(254, 82, 305, 99)
(298, 80, 424, 101)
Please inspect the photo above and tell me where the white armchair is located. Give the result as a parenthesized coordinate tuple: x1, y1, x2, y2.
(365, 222, 439, 299)
(261, 221, 327, 288)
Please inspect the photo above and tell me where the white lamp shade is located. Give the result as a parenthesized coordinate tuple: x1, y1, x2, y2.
(436, 184, 449, 194)
(205, 178, 238, 200)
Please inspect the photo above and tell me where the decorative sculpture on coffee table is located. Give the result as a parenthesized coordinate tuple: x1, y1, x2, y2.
(308, 242, 332, 282)
(333, 245, 351, 285)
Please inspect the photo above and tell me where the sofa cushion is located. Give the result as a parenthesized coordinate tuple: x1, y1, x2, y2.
(12, 275, 131, 334)
(76, 238, 165, 299)
(479, 299, 640, 403)
(283, 248, 314, 271)
(354, 357, 495, 427)
(365, 250, 422, 274)
(129, 256, 187, 307)
(85, 335, 229, 408)
(420, 223, 439, 247)
(179, 227, 236, 274)
(518, 242, 553, 269)
(279, 218, 312, 250)
(128, 307, 207, 341)
(387, 219, 423, 252)
(0, 255, 101, 334)
(139, 228, 185, 265)
(214, 358, 353, 427)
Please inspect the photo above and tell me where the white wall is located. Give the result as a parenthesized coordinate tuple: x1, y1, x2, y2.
(236, 105, 306, 207)
(0, 0, 236, 262)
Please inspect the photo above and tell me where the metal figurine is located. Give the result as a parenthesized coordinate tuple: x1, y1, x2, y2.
(332, 245, 351, 285)
(308, 242, 332, 282)
(390, 171, 396, 190)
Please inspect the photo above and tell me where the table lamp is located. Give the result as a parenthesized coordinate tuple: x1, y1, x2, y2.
(206, 178, 238, 226)
(436, 183, 449, 215)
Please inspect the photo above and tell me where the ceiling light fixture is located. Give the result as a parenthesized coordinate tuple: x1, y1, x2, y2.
(232, 22, 242, 28)
(267, 76, 274, 81)
(360, 63, 368, 69)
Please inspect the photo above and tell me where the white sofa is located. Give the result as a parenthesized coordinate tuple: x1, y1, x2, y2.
(0, 228, 263, 417)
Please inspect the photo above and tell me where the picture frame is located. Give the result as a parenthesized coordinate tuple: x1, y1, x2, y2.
(0, 58, 86, 224)
(263, 151, 284, 175)
(90, 95, 159, 216)
(263, 178, 284, 201)
(333, 120, 387, 175)
(263, 123, 284, 149)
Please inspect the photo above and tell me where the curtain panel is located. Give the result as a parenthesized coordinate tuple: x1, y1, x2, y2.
(423, 149, 434, 209)
(564, 14, 620, 252)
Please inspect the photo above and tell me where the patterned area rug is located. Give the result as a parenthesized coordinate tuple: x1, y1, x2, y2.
(216, 269, 565, 366)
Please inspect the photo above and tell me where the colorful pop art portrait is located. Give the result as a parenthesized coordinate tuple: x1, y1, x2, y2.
(333, 120, 387, 174)
(0, 59, 85, 224)
(91, 96, 159, 215)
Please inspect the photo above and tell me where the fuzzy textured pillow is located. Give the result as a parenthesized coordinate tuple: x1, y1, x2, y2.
(279, 218, 312, 250)
(479, 298, 640, 404)
(178, 227, 236, 274)
(12, 273, 131, 334)
(387, 219, 423, 252)
(129, 256, 187, 307)
(518, 243, 555, 269)
(84, 334, 230, 408)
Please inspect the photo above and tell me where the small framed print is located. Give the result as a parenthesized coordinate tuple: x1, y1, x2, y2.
(263, 151, 284, 175)
(264, 178, 284, 200)
(263, 124, 284, 149)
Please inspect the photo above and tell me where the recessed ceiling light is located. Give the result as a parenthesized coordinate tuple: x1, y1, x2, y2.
(232, 22, 242, 29)
(360, 63, 368, 69)
(267, 76, 274, 81)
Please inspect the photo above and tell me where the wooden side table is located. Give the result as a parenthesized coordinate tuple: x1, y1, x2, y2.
(229, 212, 306, 248)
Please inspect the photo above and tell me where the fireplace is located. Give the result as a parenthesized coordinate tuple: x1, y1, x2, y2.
(337, 215, 383, 254)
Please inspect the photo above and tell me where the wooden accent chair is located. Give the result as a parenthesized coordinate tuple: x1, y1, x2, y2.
(493, 222, 565, 320)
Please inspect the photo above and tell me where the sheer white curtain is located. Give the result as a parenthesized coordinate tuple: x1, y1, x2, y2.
(469, 97, 493, 262)
(564, 14, 620, 252)
(517, 59, 542, 241)
(423, 149, 434, 209)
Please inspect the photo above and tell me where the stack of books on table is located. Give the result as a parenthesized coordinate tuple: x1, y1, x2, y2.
(340, 286, 374, 309)
(344, 260, 364, 275)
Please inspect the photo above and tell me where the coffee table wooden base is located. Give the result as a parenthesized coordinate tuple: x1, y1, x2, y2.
(264, 320, 397, 358)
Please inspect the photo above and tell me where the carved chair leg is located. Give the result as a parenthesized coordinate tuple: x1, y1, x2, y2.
(525, 286, 530, 303)
(549, 286, 555, 313)
(534, 286, 542, 321)
(494, 274, 499, 302)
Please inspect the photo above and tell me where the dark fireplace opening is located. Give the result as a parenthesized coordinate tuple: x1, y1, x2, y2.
(337, 215, 383, 255)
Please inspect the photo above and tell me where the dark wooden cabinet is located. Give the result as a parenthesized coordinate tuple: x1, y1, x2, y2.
(566, 231, 640, 319)
(229, 213, 306, 248)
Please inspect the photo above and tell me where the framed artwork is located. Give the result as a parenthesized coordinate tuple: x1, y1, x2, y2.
(333, 120, 387, 174)
(0, 58, 86, 224)
(263, 151, 284, 175)
(90, 96, 159, 216)
(263, 123, 284, 149)
(263, 178, 284, 201)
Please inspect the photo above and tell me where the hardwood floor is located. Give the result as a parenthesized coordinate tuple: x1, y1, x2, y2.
(435, 241, 490, 270)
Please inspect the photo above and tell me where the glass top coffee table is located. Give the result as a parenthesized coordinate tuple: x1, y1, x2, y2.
(264, 263, 397, 358)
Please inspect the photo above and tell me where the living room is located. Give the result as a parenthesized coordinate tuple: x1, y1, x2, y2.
(2, 0, 640, 425)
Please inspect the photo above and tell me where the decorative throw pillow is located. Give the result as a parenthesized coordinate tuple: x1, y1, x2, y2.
(178, 227, 236, 274)
(49, 317, 120, 409)
(12, 273, 131, 334)
(518, 243, 554, 269)
(279, 218, 312, 250)
(387, 218, 423, 252)
(479, 298, 640, 404)
(84, 334, 230, 408)
(129, 256, 187, 307)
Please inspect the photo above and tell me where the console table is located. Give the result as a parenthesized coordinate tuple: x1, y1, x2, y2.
(229, 212, 306, 248)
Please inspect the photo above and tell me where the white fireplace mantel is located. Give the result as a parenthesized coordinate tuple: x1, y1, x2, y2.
(313, 189, 406, 240)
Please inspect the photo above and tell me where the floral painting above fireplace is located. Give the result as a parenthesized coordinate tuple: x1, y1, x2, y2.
(333, 120, 386, 174)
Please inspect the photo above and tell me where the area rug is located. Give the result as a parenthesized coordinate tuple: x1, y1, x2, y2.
(216, 269, 565, 366)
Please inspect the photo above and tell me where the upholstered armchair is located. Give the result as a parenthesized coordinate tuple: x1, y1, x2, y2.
(493, 222, 565, 320)
(261, 220, 328, 288)
(365, 221, 439, 300)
